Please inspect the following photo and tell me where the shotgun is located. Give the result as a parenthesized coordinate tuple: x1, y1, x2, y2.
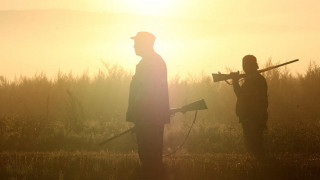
(212, 59, 299, 83)
(99, 99, 207, 145)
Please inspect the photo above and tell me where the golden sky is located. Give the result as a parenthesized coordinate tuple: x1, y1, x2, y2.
(1, 0, 320, 79)
(2, 0, 320, 19)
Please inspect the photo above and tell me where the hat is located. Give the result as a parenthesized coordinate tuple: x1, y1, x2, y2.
(242, 55, 258, 69)
(131, 32, 156, 44)
(242, 55, 257, 64)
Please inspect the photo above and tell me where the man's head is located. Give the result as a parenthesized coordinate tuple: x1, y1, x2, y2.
(131, 32, 155, 57)
(242, 55, 259, 74)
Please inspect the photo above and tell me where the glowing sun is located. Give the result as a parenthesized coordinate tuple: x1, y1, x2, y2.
(124, 0, 176, 16)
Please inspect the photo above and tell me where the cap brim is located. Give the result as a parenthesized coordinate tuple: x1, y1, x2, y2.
(130, 36, 136, 39)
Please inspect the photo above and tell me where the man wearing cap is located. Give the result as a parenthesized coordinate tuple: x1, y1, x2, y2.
(231, 55, 268, 158)
(127, 32, 170, 179)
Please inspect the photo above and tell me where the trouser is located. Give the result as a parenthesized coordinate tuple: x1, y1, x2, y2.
(135, 121, 165, 179)
(240, 117, 266, 158)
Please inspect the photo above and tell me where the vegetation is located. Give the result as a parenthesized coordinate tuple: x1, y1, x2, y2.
(0, 60, 320, 154)
(1, 60, 320, 179)
(1, 152, 320, 180)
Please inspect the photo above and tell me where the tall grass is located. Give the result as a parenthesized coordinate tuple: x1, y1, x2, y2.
(1, 152, 320, 180)
(0, 61, 320, 153)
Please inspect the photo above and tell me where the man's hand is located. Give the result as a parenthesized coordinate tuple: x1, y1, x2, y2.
(230, 71, 240, 82)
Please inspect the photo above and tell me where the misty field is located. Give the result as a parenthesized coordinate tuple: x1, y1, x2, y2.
(1, 152, 320, 180)
(0, 60, 320, 179)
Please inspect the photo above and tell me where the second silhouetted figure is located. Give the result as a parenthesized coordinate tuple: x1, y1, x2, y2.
(232, 55, 268, 159)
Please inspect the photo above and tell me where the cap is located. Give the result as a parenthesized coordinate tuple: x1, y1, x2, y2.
(243, 55, 257, 63)
(131, 31, 156, 44)
(242, 55, 258, 69)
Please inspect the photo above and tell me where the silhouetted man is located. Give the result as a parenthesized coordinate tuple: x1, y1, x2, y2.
(127, 32, 170, 179)
(232, 55, 268, 158)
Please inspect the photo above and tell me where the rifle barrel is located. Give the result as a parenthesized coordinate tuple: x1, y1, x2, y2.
(258, 59, 299, 73)
(99, 127, 134, 146)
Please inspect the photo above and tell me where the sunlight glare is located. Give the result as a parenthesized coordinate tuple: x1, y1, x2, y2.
(124, 0, 175, 16)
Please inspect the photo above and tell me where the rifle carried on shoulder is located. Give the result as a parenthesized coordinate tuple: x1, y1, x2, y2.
(99, 99, 208, 146)
(212, 59, 299, 83)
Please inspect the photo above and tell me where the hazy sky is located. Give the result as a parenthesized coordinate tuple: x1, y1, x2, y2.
(2, 0, 320, 19)
(1, 0, 320, 79)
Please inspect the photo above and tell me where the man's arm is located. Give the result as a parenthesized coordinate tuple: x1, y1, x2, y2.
(231, 72, 241, 97)
(246, 75, 268, 117)
(257, 77, 268, 110)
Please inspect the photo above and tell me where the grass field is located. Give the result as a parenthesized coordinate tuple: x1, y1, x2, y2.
(1, 152, 320, 180)
(0, 62, 320, 179)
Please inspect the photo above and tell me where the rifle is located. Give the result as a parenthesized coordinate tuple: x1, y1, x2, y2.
(212, 59, 299, 83)
(99, 99, 207, 146)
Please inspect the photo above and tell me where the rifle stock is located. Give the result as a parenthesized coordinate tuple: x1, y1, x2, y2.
(212, 73, 246, 83)
(170, 99, 208, 115)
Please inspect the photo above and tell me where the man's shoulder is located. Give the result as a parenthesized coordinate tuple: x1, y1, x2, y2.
(153, 53, 165, 63)
(149, 53, 166, 69)
(246, 73, 267, 86)
(250, 73, 266, 81)
(256, 73, 266, 81)
(136, 53, 166, 75)
(254, 73, 268, 88)
(140, 53, 165, 64)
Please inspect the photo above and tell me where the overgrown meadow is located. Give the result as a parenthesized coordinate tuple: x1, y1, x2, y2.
(0, 60, 320, 179)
